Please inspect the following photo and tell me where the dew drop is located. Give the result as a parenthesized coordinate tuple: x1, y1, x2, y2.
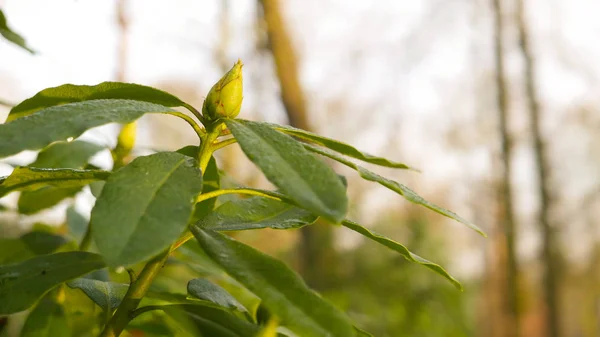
(66, 137, 74, 142)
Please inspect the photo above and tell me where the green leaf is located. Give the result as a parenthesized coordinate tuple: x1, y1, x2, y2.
(8, 82, 188, 122)
(29, 140, 104, 168)
(225, 119, 347, 223)
(306, 144, 485, 236)
(91, 152, 203, 267)
(191, 227, 356, 337)
(0, 99, 175, 158)
(341, 220, 462, 289)
(20, 293, 69, 337)
(0, 251, 106, 314)
(17, 141, 104, 214)
(0, 238, 34, 264)
(89, 180, 105, 198)
(197, 197, 317, 231)
(20, 231, 68, 255)
(354, 326, 374, 337)
(18, 186, 81, 214)
(187, 278, 246, 311)
(0, 167, 110, 198)
(162, 304, 261, 337)
(66, 206, 88, 242)
(267, 122, 414, 170)
(66, 278, 129, 312)
(0, 9, 34, 53)
(176, 146, 221, 221)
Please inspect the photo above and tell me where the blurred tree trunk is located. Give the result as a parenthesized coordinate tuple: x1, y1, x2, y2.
(258, 0, 336, 289)
(112, 0, 136, 169)
(115, 0, 128, 82)
(515, 1, 560, 336)
(490, 0, 520, 336)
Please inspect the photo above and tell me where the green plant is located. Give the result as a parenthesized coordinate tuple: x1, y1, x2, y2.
(0, 60, 484, 337)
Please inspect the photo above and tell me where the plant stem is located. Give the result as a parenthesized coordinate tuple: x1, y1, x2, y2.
(163, 111, 206, 139)
(99, 250, 170, 337)
(195, 188, 284, 204)
(197, 124, 221, 172)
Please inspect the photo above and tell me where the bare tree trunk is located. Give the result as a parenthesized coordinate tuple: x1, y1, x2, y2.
(515, 1, 560, 336)
(258, 0, 335, 289)
(491, 0, 520, 336)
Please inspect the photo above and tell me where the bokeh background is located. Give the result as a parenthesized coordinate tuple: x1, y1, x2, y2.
(1, 0, 599, 336)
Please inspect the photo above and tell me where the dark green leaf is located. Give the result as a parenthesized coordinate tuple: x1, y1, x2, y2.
(0, 251, 106, 314)
(197, 197, 317, 231)
(20, 231, 68, 255)
(20, 293, 69, 337)
(176, 146, 221, 221)
(17, 141, 104, 214)
(306, 144, 485, 236)
(18, 186, 81, 214)
(89, 180, 105, 198)
(268, 122, 414, 170)
(187, 278, 246, 311)
(29, 140, 104, 168)
(66, 206, 88, 242)
(193, 157, 220, 220)
(0, 99, 175, 158)
(192, 228, 356, 337)
(225, 119, 347, 223)
(162, 304, 260, 337)
(341, 220, 461, 289)
(0, 238, 34, 264)
(0, 9, 34, 53)
(91, 152, 203, 267)
(67, 278, 129, 312)
(0, 167, 110, 198)
(8, 82, 187, 121)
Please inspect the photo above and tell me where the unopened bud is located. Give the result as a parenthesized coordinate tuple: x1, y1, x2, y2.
(202, 59, 243, 120)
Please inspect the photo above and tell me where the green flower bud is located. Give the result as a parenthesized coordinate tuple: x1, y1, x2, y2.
(202, 59, 244, 120)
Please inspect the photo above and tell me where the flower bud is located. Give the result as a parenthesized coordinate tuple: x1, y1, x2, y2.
(202, 59, 243, 120)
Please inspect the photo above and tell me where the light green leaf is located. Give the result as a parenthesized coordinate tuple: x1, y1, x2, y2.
(197, 196, 317, 231)
(91, 152, 203, 267)
(20, 293, 69, 337)
(162, 304, 261, 337)
(0, 99, 175, 158)
(192, 227, 356, 337)
(187, 278, 246, 312)
(341, 220, 462, 289)
(0, 9, 34, 53)
(306, 144, 485, 236)
(225, 119, 347, 223)
(66, 278, 129, 312)
(8, 82, 188, 121)
(0, 251, 106, 314)
(266, 122, 414, 170)
(17, 141, 104, 214)
(0, 167, 110, 198)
